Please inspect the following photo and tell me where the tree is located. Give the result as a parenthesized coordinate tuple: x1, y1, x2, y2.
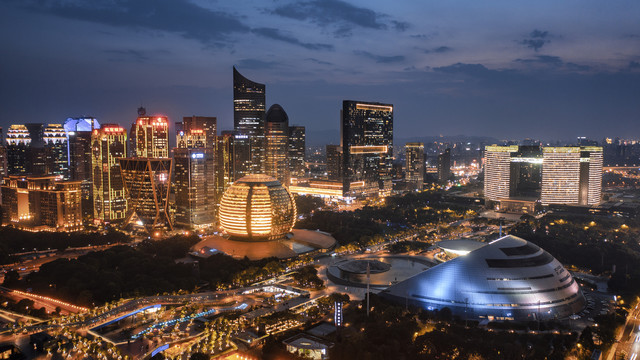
(2, 270, 20, 287)
(189, 352, 210, 360)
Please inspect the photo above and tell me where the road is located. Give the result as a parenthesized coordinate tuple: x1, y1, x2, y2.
(608, 303, 640, 360)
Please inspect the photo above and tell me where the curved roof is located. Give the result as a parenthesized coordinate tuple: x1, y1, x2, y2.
(437, 239, 486, 255)
(383, 235, 584, 320)
(233, 66, 265, 88)
(235, 174, 281, 186)
(266, 104, 289, 123)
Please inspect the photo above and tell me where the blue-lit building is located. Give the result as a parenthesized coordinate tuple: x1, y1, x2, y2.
(381, 235, 585, 321)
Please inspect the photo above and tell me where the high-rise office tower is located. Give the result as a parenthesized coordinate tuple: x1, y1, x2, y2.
(265, 104, 290, 185)
(91, 124, 127, 224)
(405, 142, 425, 190)
(173, 117, 217, 229)
(484, 145, 603, 210)
(43, 124, 68, 178)
(6, 125, 31, 175)
(65, 117, 100, 222)
(437, 148, 451, 183)
(119, 158, 173, 231)
(177, 129, 208, 149)
(289, 125, 306, 180)
(25, 123, 46, 175)
(341, 100, 394, 198)
(180, 116, 217, 148)
(174, 148, 216, 229)
(541, 147, 603, 206)
(233, 66, 266, 176)
(216, 131, 237, 199)
(132, 110, 169, 158)
(0, 129, 6, 179)
(484, 145, 518, 202)
(326, 145, 342, 181)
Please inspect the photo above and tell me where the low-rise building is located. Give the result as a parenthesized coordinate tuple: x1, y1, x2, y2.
(1, 175, 82, 230)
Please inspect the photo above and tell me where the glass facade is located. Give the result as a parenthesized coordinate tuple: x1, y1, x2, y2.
(219, 174, 296, 241)
(265, 104, 290, 185)
(91, 124, 127, 223)
(341, 101, 393, 198)
(405, 142, 424, 190)
(233, 67, 266, 177)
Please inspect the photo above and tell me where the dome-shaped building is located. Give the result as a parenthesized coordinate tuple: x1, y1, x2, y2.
(219, 174, 296, 241)
(381, 235, 585, 321)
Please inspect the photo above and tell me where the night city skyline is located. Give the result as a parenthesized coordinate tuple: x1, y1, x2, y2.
(1, 0, 640, 143)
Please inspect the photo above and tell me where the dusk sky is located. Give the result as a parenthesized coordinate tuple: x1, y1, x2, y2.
(1, 0, 639, 144)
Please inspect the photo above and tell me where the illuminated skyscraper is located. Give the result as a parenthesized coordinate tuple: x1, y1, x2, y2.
(541, 147, 602, 206)
(484, 145, 603, 210)
(179, 116, 217, 148)
(43, 124, 68, 178)
(91, 124, 127, 224)
(174, 148, 216, 229)
(132, 110, 169, 158)
(25, 123, 46, 175)
(65, 117, 100, 223)
(265, 104, 290, 185)
(177, 129, 208, 149)
(216, 131, 236, 200)
(6, 125, 30, 175)
(233, 66, 266, 176)
(405, 142, 424, 190)
(326, 145, 342, 181)
(289, 125, 306, 180)
(341, 100, 393, 198)
(437, 148, 451, 183)
(173, 117, 217, 229)
(0, 132, 6, 180)
(484, 146, 517, 202)
(119, 158, 173, 232)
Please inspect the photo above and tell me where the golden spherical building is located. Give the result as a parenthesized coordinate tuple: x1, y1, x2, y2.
(219, 174, 297, 241)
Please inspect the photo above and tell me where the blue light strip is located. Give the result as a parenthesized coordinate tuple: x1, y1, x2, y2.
(131, 303, 248, 339)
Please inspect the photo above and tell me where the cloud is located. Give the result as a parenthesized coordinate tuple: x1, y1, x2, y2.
(515, 55, 563, 66)
(519, 29, 552, 51)
(514, 55, 591, 71)
(305, 58, 333, 66)
(391, 20, 410, 32)
(236, 59, 280, 70)
(433, 63, 494, 77)
(530, 30, 549, 39)
(13, 0, 249, 46)
(103, 48, 170, 63)
(271, 0, 407, 37)
(251, 28, 333, 50)
(353, 51, 404, 64)
(424, 46, 452, 54)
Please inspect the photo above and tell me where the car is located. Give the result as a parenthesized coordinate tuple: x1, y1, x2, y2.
(588, 317, 594, 322)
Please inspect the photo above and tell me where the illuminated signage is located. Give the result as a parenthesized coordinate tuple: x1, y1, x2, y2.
(191, 153, 204, 159)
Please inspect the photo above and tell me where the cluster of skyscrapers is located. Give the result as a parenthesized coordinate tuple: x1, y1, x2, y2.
(0, 68, 307, 232)
(0, 65, 607, 231)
